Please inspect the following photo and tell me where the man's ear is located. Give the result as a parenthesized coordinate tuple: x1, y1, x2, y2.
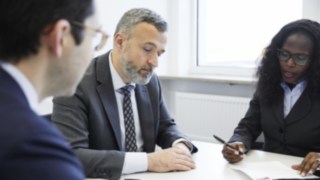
(45, 20, 72, 57)
(114, 33, 125, 50)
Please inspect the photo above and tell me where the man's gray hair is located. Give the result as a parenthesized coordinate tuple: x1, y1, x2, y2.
(114, 8, 167, 37)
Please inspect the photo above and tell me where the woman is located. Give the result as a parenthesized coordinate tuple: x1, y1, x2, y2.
(222, 19, 320, 177)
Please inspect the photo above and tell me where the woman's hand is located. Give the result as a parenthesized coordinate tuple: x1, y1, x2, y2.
(291, 152, 320, 177)
(221, 142, 245, 163)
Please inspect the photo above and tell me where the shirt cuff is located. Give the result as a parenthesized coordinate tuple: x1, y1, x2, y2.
(172, 138, 193, 152)
(122, 152, 148, 174)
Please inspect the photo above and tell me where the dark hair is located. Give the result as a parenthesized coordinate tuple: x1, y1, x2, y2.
(114, 8, 167, 38)
(0, 0, 94, 62)
(256, 19, 320, 105)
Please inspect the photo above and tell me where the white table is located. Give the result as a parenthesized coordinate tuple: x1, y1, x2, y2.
(88, 140, 308, 180)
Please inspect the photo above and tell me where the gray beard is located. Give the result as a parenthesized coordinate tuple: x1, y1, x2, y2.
(121, 57, 153, 84)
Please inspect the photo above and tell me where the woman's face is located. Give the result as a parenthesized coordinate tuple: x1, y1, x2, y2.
(278, 32, 313, 84)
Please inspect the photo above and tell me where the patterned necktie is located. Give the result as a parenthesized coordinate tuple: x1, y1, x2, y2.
(120, 85, 137, 152)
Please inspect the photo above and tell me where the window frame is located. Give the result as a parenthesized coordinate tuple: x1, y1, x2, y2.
(188, 0, 320, 79)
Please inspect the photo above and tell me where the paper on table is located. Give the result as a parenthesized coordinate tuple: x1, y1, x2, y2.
(229, 161, 319, 180)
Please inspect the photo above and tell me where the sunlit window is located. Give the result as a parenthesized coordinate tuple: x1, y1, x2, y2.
(197, 0, 303, 75)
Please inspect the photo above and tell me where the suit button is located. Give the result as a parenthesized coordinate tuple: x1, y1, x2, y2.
(279, 128, 283, 134)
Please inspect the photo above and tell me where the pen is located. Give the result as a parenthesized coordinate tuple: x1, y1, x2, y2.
(213, 135, 244, 155)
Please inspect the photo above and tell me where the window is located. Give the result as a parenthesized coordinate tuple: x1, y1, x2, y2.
(196, 0, 303, 77)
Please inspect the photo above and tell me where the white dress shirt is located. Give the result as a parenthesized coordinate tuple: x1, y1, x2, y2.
(109, 53, 190, 174)
(1, 62, 38, 113)
(109, 53, 148, 174)
(280, 80, 307, 118)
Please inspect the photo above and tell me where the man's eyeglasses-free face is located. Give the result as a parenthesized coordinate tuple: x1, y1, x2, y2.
(277, 49, 310, 66)
(70, 21, 109, 51)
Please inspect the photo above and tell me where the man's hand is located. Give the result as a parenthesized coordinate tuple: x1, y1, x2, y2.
(174, 142, 192, 153)
(292, 152, 320, 177)
(147, 146, 195, 172)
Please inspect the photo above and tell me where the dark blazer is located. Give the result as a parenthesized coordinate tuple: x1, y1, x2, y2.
(229, 87, 320, 157)
(52, 51, 197, 180)
(0, 67, 84, 180)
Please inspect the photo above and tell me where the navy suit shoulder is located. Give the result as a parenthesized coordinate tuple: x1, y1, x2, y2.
(0, 68, 84, 180)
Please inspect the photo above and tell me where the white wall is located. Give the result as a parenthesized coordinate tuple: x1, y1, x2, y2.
(96, 0, 168, 32)
(303, 0, 320, 19)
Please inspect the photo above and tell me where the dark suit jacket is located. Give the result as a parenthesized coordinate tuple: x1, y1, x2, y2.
(229, 87, 320, 157)
(0, 67, 84, 180)
(52, 51, 197, 180)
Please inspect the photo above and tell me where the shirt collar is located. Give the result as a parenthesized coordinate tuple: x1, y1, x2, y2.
(280, 80, 307, 92)
(0, 62, 38, 113)
(109, 52, 135, 90)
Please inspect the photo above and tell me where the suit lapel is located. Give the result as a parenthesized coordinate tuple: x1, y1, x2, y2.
(272, 93, 285, 126)
(96, 52, 123, 150)
(285, 88, 311, 126)
(135, 85, 155, 152)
